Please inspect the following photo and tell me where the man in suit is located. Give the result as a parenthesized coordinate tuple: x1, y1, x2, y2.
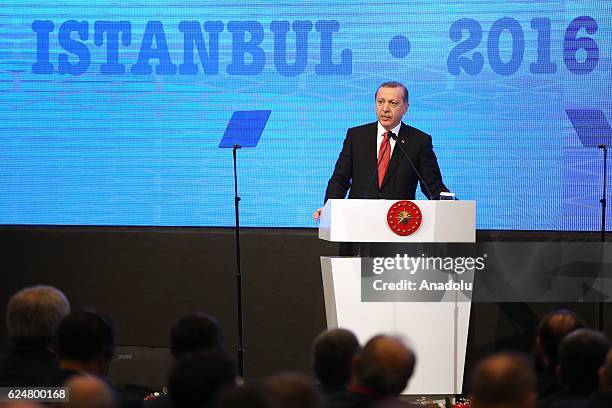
(0, 285, 70, 386)
(313, 82, 448, 222)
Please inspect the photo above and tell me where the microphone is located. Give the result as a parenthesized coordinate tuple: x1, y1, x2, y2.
(362, 131, 392, 199)
(388, 132, 437, 200)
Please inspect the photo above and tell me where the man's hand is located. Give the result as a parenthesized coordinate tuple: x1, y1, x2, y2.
(313, 208, 322, 222)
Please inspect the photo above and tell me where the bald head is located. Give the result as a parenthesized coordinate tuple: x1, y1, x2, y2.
(354, 335, 415, 396)
(471, 353, 535, 408)
(64, 375, 116, 408)
(6, 285, 70, 344)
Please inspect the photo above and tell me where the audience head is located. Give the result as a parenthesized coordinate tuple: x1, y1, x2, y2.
(470, 352, 536, 408)
(62, 375, 117, 408)
(558, 329, 610, 393)
(353, 335, 416, 396)
(6, 285, 70, 346)
(267, 373, 320, 408)
(55, 309, 115, 375)
(169, 351, 236, 408)
(171, 312, 224, 358)
(213, 384, 280, 408)
(536, 309, 586, 366)
(312, 328, 360, 389)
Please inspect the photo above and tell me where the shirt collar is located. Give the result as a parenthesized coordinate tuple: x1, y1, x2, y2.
(377, 122, 402, 139)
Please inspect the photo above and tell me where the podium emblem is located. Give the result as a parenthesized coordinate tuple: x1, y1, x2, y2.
(387, 200, 422, 236)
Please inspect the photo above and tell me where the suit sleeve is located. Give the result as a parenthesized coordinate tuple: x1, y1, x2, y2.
(418, 134, 448, 199)
(324, 129, 353, 203)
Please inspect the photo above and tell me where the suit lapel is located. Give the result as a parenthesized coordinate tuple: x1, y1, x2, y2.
(365, 124, 378, 188)
(380, 123, 404, 189)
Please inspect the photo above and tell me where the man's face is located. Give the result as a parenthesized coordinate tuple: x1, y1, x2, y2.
(376, 86, 408, 130)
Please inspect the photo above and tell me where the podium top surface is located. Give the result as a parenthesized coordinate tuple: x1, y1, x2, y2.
(318, 199, 475, 243)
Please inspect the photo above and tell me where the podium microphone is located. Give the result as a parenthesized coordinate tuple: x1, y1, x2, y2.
(388, 132, 437, 200)
(363, 132, 392, 199)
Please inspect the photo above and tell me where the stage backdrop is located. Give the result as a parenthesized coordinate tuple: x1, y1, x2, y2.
(1, 1, 611, 230)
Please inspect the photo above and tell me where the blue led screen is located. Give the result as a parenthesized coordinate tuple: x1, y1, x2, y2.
(1, 1, 611, 230)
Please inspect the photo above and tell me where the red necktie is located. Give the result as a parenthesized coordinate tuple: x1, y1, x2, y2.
(378, 132, 391, 188)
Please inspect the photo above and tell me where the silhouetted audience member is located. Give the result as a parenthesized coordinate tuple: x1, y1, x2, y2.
(0, 285, 70, 386)
(171, 313, 224, 357)
(54, 309, 115, 383)
(538, 329, 609, 408)
(54, 310, 143, 408)
(213, 384, 281, 408)
(470, 352, 536, 408)
(146, 313, 226, 408)
(585, 350, 612, 408)
(535, 309, 586, 399)
(326, 335, 416, 408)
(312, 329, 360, 397)
(267, 372, 321, 408)
(60, 374, 117, 408)
(168, 351, 236, 408)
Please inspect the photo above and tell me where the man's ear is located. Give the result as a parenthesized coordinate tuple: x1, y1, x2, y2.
(351, 355, 360, 373)
(535, 336, 546, 365)
(599, 366, 606, 389)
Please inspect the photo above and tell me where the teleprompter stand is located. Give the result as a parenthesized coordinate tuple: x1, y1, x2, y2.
(219, 110, 271, 377)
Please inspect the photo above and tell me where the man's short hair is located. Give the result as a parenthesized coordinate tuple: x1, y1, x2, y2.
(6, 285, 70, 343)
(355, 335, 416, 396)
(470, 352, 535, 408)
(537, 309, 586, 365)
(376, 82, 409, 104)
(169, 351, 236, 408)
(55, 310, 115, 362)
(312, 328, 360, 387)
(559, 329, 610, 393)
(170, 313, 224, 358)
(213, 384, 280, 408)
(267, 372, 320, 408)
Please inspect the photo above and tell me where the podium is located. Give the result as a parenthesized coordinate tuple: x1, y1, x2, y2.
(319, 199, 476, 395)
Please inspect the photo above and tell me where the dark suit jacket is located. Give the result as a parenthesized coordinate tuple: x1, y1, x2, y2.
(0, 343, 62, 386)
(324, 122, 448, 202)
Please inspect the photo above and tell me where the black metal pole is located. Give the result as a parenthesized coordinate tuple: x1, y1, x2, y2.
(600, 145, 607, 242)
(232, 144, 245, 377)
(598, 144, 607, 331)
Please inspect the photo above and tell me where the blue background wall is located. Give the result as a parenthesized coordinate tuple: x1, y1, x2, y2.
(1, 1, 611, 230)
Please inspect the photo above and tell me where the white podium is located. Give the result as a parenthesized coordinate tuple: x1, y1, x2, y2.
(319, 199, 476, 395)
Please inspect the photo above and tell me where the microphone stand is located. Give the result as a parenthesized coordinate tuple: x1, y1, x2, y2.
(232, 144, 245, 377)
(390, 132, 435, 200)
(598, 144, 607, 331)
